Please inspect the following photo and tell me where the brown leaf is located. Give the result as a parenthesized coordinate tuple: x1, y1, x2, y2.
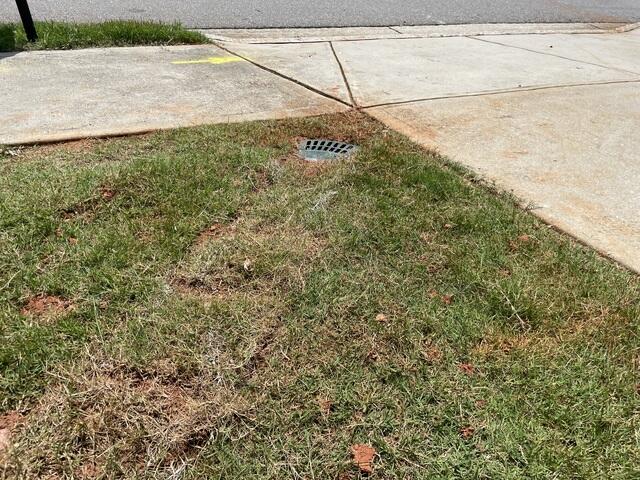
(318, 398, 333, 415)
(441, 294, 453, 305)
(375, 313, 388, 323)
(460, 426, 475, 439)
(100, 187, 116, 201)
(459, 363, 475, 375)
(68, 237, 78, 245)
(422, 344, 443, 364)
(517, 234, 531, 243)
(444, 223, 454, 230)
(351, 444, 376, 473)
(509, 234, 533, 252)
(428, 289, 439, 299)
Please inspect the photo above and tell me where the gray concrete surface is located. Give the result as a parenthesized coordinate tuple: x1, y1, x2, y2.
(225, 42, 351, 103)
(368, 83, 640, 272)
(1, 0, 640, 28)
(0, 45, 346, 144)
(477, 32, 640, 74)
(331, 36, 639, 106)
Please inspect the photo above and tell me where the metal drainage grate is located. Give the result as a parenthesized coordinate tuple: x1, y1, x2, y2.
(298, 139, 358, 162)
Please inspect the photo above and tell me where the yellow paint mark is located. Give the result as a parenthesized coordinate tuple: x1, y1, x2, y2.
(172, 56, 245, 65)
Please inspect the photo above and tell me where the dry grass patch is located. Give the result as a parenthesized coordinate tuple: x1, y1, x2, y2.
(6, 354, 249, 478)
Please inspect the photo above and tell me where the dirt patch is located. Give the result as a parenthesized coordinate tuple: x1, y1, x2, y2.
(20, 295, 73, 322)
(351, 444, 376, 474)
(0, 411, 22, 456)
(193, 219, 238, 248)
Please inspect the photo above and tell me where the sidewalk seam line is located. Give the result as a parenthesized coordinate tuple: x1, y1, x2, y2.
(329, 41, 358, 107)
(213, 42, 353, 108)
(468, 35, 640, 77)
(360, 79, 640, 109)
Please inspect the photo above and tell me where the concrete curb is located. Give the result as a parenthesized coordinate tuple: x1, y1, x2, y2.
(197, 22, 633, 44)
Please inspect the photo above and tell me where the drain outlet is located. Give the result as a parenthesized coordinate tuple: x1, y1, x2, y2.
(298, 139, 358, 162)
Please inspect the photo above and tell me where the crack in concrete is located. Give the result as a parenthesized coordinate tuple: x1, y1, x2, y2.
(212, 42, 353, 108)
(361, 79, 640, 109)
(329, 41, 357, 107)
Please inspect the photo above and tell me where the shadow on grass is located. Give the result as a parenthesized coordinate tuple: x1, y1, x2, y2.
(0, 24, 16, 52)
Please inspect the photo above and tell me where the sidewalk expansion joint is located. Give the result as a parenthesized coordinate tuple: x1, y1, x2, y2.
(329, 41, 358, 107)
(213, 42, 354, 108)
(361, 78, 640, 109)
(468, 35, 640, 77)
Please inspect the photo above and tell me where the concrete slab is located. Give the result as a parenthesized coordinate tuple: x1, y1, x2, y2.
(332, 36, 639, 106)
(369, 82, 640, 272)
(221, 42, 352, 104)
(477, 31, 640, 75)
(0, 45, 346, 145)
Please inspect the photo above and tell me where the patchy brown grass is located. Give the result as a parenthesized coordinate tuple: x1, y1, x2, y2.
(6, 354, 248, 478)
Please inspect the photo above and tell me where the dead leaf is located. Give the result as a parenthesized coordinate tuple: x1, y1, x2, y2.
(428, 289, 439, 299)
(318, 398, 333, 415)
(422, 344, 443, 364)
(509, 234, 533, 251)
(100, 187, 116, 201)
(444, 223, 454, 230)
(351, 444, 376, 473)
(498, 268, 511, 277)
(517, 234, 531, 243)
(375, 313, 388, 323)
(441, 294, 453, 305)
(459, 363, 475, 375)
(460, 426, 475, 439)
(68, 237, 78, 245)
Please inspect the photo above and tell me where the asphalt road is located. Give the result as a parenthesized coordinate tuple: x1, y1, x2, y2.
(2, 0, 640, 28)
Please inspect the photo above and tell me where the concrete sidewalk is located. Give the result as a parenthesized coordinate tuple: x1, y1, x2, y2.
(1, 23, 639, 272)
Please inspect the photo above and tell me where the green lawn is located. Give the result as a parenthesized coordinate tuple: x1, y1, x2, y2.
(0, 20, 208, 52)
(0, 113, 638, 478)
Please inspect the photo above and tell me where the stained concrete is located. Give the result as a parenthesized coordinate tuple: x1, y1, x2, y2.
(369, 82, 640, 272)
(0, 45, 346, 145)
(221, 42, 352, 104)
(477, 31, 640, 74)
(332, 36, 639, 106)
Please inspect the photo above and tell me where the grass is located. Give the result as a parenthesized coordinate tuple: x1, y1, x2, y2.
(0, 20, 208, 52)
(0, 113, 638, 478)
